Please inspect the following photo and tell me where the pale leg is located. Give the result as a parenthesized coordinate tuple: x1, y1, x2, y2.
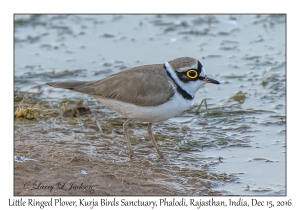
(147, 123, 164, 159)
(123, 118, 134, 158)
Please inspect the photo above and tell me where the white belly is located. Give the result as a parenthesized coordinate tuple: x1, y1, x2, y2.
(93, 92, 192, 123)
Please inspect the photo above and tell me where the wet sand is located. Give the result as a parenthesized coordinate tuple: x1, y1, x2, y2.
(14, 118, 223, 196)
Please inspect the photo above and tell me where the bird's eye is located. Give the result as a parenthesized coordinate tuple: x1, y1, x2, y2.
(186, 70, 198, 79)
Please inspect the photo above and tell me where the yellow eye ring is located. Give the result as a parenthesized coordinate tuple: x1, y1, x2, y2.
(186, 70, 198, 79)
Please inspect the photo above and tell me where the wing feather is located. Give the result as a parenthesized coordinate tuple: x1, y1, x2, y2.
(50, 64, 175, 107)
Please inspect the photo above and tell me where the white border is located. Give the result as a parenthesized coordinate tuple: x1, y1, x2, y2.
(3, 0, 296, 209)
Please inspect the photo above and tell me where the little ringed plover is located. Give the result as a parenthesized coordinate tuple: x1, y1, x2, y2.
(47, 56, 220, 159)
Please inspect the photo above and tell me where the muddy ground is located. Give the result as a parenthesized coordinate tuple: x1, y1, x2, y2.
(14, 95, 227, 196)
(14, 117, 224, 196)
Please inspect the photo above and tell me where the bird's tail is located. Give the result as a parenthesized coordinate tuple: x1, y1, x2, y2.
(46, 81, 89, 90)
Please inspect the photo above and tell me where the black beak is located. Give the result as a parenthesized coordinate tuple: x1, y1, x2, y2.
(204, 76, 220, 84)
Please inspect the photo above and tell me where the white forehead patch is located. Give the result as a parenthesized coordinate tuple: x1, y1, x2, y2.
(200, 67, 206, 77)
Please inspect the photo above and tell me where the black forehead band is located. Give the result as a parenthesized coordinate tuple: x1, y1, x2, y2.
(197, 60, 202, 73)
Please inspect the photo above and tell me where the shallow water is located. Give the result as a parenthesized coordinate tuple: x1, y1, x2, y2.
(14, 14, 286, 195)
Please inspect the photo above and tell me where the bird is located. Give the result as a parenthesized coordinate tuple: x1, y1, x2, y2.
(47, 57, 220, 159)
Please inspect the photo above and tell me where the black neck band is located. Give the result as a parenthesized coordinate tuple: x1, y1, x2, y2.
(164, 64, 193, 100)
